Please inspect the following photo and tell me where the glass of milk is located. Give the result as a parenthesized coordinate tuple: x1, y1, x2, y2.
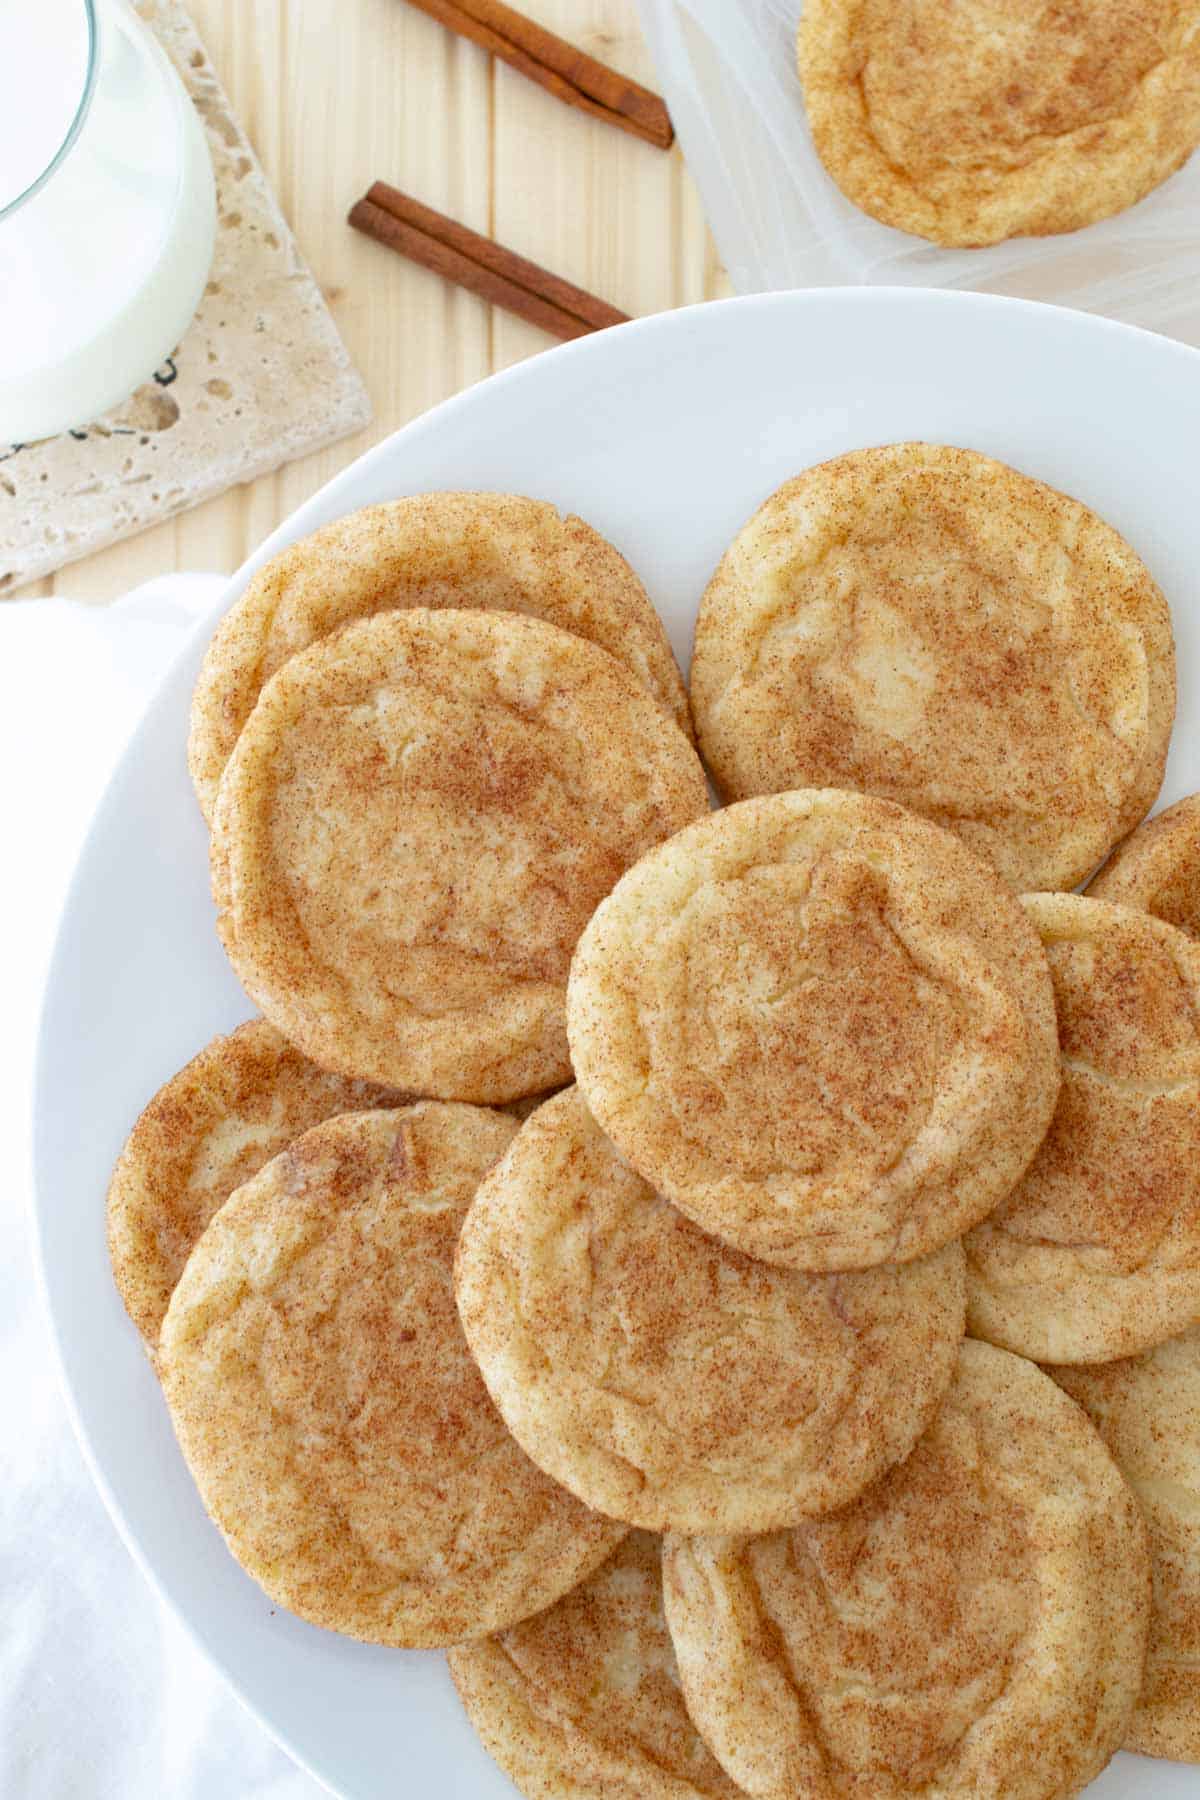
(0, 0, 217, 443)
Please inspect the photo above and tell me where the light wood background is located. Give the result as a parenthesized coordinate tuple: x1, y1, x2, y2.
(34, 0, 728, 601)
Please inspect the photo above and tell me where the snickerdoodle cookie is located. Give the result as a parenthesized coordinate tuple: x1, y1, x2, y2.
(663, 1340, 1151, 1800)
(1089, 792, 1200, 939)
(690, 444, 1175, 891)
(1051, 1326, 1200, 1763)
(188, 492, 690, 822)
(159, 1104, 626, 1647)
(211, 609, 708, 1102)
(449, 1532, 745, 1800)
(798, 0, 1200, 246)
(566, 790, 1059, 1272)
(107, 1018, 407, 1349)
(455, 1088, 966, 1532)
(966, 895, 1200, 1363)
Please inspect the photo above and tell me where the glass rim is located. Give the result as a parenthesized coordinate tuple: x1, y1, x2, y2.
(0, 0, 100, 224)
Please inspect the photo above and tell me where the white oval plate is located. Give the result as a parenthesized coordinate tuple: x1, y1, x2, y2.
(34, 289, 1200, 1800)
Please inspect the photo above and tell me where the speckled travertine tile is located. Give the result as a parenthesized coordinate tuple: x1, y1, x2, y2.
(0, 0, 371, 595)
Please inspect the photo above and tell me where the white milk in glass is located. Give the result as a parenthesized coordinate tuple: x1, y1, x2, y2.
(0, 0, 216, 443)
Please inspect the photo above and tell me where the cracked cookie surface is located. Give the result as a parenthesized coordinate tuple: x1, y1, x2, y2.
(1049, 1325, 1200, 1762)
(211, 608, 709, 1102)
(690, 444, 1175, 893)
(566, 790, 1059, 1272)
(454, 1087, 966, 1532)
(663, 1340, 1150, 1800)
(159, 1103, 626, 1647)
(449, 1531, 747, 1800)
(798, 0, 1200, 246)
(966, 894, 1200, 1362)
(1089, 791, 1200, 939)
(107, 1018, 410, 1350)
(189, 492, 691, 823)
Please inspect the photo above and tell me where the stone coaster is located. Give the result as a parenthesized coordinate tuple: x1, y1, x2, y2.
(0, 0, 371, 595)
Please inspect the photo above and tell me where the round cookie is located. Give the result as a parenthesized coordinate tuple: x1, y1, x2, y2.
(798, 0, 1200, 247)
(690, 443, 1175, 892)
(449, 1531, 745, 1800)
(188, 492, 691, 822)
(663, 1340, 1151, 1800)
(212, 608, 709, 1102)
(456, 1088, 966, 1532)
(159, 1104, 626, 1647)
(106, 1018, 410, 1350)
(566, 790, 1060, 1273)
(1088, 791, 1200, 939)
(966, 895, 1200, 1363)
(1050, 1327, 1200, 1763)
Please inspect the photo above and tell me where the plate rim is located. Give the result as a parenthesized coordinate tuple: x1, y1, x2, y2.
(98, 283, 1200, 659)
(31, 282, 1200, 1800)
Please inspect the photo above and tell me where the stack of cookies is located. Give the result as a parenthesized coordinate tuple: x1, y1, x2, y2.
(107, 453, 1200, 1798)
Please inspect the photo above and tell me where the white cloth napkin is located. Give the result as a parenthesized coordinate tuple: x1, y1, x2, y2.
(0, 580, 324, 1800)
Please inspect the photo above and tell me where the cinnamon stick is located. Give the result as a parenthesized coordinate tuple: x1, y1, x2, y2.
(349, 182, 631, 341)
(403, 0, 674, 149)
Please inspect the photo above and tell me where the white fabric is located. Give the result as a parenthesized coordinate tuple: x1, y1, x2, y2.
(0, 579, 324, 1800)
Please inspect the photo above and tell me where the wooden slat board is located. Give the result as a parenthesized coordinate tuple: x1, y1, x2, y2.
(31, 0, 727, 601)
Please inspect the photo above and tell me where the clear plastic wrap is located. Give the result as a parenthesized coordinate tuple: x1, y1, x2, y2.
(637, 0, 1200, 333)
